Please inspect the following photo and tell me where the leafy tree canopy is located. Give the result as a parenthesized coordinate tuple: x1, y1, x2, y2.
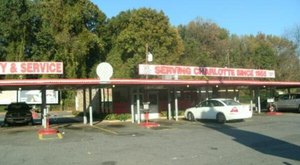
(106, 8, 184, 78)
(0, 0, 108, 79)
(178, 18, 300, 81)
(178, 18, 229, 67)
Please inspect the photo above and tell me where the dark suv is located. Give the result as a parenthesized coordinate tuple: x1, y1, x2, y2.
(4, 102, 33, 126)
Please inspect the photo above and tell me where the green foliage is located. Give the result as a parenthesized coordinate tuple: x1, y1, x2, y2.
(179, 18, 300, 81)
(62, 90, 76, 111)
(104, 113, 131, 121)
(160, 110, 185, 117)
(106, 8, 184, 78)
(39, 0, 108, 78)
(0, 0, 107, 79)
(0, 0, 37, 63)
(178, 18, 229, 68)
(160, 111, 168, 117)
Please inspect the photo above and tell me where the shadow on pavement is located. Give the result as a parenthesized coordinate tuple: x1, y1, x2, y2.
(203, 122, 300, 162)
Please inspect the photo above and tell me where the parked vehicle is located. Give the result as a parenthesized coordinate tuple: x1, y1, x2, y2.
(273, 94, 300, 112)
(4, 102, 33, 126)
(184, 98, 252, 123)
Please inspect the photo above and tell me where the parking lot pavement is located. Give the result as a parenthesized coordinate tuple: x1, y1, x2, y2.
(0, 113, 300, 165)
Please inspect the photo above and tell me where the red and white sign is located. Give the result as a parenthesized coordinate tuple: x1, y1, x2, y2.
(139, 64, 275, 78)
(0, 62, 63, 75)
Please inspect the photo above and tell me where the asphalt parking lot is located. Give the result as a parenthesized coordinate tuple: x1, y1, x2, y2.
(0, 113, 300, 165)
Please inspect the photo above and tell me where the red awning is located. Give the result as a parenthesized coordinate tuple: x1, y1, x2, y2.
(0, 78, 299, 90)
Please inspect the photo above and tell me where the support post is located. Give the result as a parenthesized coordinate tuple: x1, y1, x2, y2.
(137, 89, 141, 124)
(233, 87, 237, 101)
(250, 100, 253, 112)
(168, 89, 171, 120)
(258, 96, 261, 114)
(89, 88, 92, 108)
(41, 88, 47, 128)
(174, 89, 178, 121)
(130, 88, 135, 123)
(88, 88, 93, 126)
(89, 106, 93, 126)
(42, 108, 46, 128)
(83, 88, 87, 124)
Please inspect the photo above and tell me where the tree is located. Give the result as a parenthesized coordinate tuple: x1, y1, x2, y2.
(178, 18, 229, 68)
(33, 0, 108, 78)
(106, 8, 184, 78)
(178, 17, 300, 81)
(267, 35, 300, 81)
(0, 0, 108, 79)
(0, 0, 39, 79)
(284, 24, 300, 56)
(239, 34, 300, 81)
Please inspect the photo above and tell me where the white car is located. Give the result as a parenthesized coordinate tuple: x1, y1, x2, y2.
(184, 98, 252, 123)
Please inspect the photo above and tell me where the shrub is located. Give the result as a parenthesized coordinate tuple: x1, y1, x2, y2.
(104, 113, 131, 121)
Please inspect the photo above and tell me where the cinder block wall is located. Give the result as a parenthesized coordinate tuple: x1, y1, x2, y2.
(76, 89, 100, 112)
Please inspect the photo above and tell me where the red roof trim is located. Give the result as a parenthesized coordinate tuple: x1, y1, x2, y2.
(0, 78, 299, 87)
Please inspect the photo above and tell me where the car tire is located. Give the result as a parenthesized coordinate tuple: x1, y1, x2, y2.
(187, 112, 195, 121)
(28, 119, 33, 126)
(216, 113, 226, 124)
(273, 105, 278, 112)
(3, 121, 9, 127)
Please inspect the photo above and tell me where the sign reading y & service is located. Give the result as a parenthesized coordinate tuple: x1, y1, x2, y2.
(139, 64, 275, 78)
(0, 62, 63, 74)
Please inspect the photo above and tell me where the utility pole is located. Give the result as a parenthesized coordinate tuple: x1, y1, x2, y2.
(145, 43, 149, 64)
(145, 43, 153, 79)
(145, 43, 149, 79)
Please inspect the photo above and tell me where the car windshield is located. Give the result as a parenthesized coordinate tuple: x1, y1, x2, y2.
(221, 99, 240, 106)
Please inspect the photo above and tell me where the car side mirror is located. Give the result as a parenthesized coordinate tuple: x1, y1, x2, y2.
(4, 108, 8, 111)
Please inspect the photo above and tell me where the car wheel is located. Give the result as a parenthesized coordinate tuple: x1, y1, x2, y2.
(3, 120, 9, 127)
(28, 119, 33, 126)
(273, 105, 278, 112)
(216, 113, 226, 124)
(187, 112, 195, 121)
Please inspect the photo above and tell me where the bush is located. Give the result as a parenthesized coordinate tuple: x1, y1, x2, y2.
(104, 113, 131, 121)
(160, 110, 185, 117)
(116, 113, 131, 121)
(104, 114, 118, 120)
(160, 111, 168, 117)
